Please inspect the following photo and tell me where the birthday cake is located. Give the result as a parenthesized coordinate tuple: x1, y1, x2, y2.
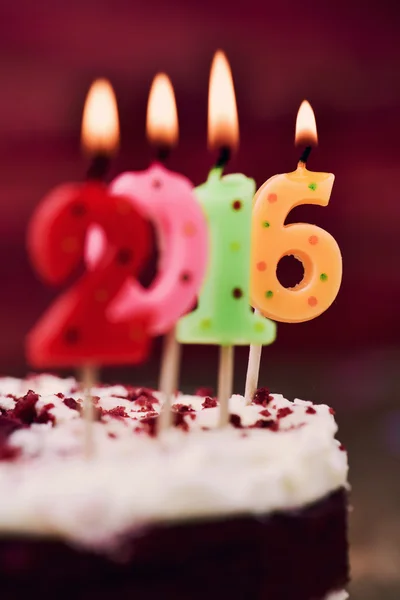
(0, 374, 349, 600)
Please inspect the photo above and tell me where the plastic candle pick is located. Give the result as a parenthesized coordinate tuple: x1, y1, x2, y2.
(26, 80, 153, 455)
(86, 74, 208, 433)
(177, 51, 276, 427)
(245, 101, 342, 400)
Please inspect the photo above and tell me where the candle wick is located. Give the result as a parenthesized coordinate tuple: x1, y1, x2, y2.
(155, 144, 171, 163)
(86, 153, 111, 181)
(215, 145, 231, 169)
(298, 146, 312, 167)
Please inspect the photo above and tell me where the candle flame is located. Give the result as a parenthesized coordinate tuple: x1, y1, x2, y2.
(81, 79, 120, 155)
(295, 100, 318, 146)
(146, 73, 179, 149)
(208, 50, 239, 153)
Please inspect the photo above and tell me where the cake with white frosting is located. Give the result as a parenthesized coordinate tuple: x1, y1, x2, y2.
(0, 374, 349, 599)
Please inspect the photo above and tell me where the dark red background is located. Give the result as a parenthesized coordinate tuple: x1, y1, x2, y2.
(0, 0, 399, 405)
(0, 2, 400, 596)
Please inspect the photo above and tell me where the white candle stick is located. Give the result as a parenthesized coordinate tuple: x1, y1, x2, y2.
(244, 343, 262, 404)
(217, 345, 234, 427)
(80, 364, 98, 459)
(157, 327, 181, 434)
(244, 309, 262, 404)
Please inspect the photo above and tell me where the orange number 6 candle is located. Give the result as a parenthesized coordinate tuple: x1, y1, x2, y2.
(250, 101, 342, 323)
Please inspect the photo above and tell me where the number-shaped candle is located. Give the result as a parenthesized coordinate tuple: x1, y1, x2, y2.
(105, 164, 207, 334)
(177, 53, 276, 347)
(177, 169, 276, 345)
(27, 181, 152, 368)
(250, 101, 342, 323)
(86, 75, 208, 336)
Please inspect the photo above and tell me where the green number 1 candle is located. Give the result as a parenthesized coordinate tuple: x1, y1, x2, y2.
(177, 51, 276, 424)
(178, 168, 275, 345)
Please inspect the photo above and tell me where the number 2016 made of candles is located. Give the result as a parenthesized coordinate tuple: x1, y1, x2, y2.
(177, 169, 276, 346)
(250, 166, 342, 323)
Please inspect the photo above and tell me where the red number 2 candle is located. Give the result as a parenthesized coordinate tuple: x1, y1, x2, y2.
(26, 80, 152, 369)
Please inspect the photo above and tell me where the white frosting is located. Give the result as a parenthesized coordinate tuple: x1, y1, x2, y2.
(0, 375, 348, 549)
(325, 592, 348, 600)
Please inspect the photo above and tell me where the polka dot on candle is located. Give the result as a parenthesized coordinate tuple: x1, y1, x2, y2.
(116, 200, 132, 215)
(262, 221, 270, 228)
(232, 200, 242, 210)
(152, 178, 162, 189)
(309, 235, 319, 245)
(320, 273, 328, 282)
(64, 327, 80, 344)
(254, 322, 264, 332)
(95, 289, 108, 302)
(62, 237, 79, 253)
(267, 193, 277, 203)
(308, 182, 317, 191)
(230, 241, 241, 252)
(201, 318, 211, 329)
(130, 326, 144, 341)
(180, 272, 191, 283)
(308, 296, 318, 307)
(257, 261, 267, 271)
(116, 248, 133, 265)
(232, 287, 243, 299)
(265, 290, 273, 299)
(183, 222, 196, 237)
(70, 203, 86, 217)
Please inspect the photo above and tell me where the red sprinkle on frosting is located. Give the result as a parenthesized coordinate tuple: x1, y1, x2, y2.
(35, 403, 56, 425)
(277, 407, 293, 419)
(118, 387, 159, 403)
(134, 396, 156, 412)
(63, 397, 80, 412)
(12, 391, 39, 425)
(172, 404, 195, 413)
(260, 409, 271, 417)
(306, 406, 317, 415)
(202, 397, 218, 409)
(107, 406, 129, 418)
(0, 415, 24, 461)
(253, 387, 273, 407)
(141, 415, 158, 437)
(229, 414, 242, 428)
(251, 419, 279, 431)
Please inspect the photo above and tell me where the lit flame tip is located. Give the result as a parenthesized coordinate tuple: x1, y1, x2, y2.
(147, 73, 179, 148)
(295, 99, 318, 147)
(81, 78, 120, 155)
(208, 50, 239, 153)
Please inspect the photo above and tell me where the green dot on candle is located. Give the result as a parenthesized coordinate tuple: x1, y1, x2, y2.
(201, 319, 211, 329)
(230, 241, 241, 252)
(262, 221, 270, 228)
(320, 273, 328, 282)
(308, 182, 317, 191)
(265, 290, 274, 299)
(254, 322, 264, 332)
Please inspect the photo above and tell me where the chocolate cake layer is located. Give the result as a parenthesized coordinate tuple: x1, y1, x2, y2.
(0, 488, 348, 600)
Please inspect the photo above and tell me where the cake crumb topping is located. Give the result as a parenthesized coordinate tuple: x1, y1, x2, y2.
(253, 387, 273, 406)
(0, 375, 348, 549)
